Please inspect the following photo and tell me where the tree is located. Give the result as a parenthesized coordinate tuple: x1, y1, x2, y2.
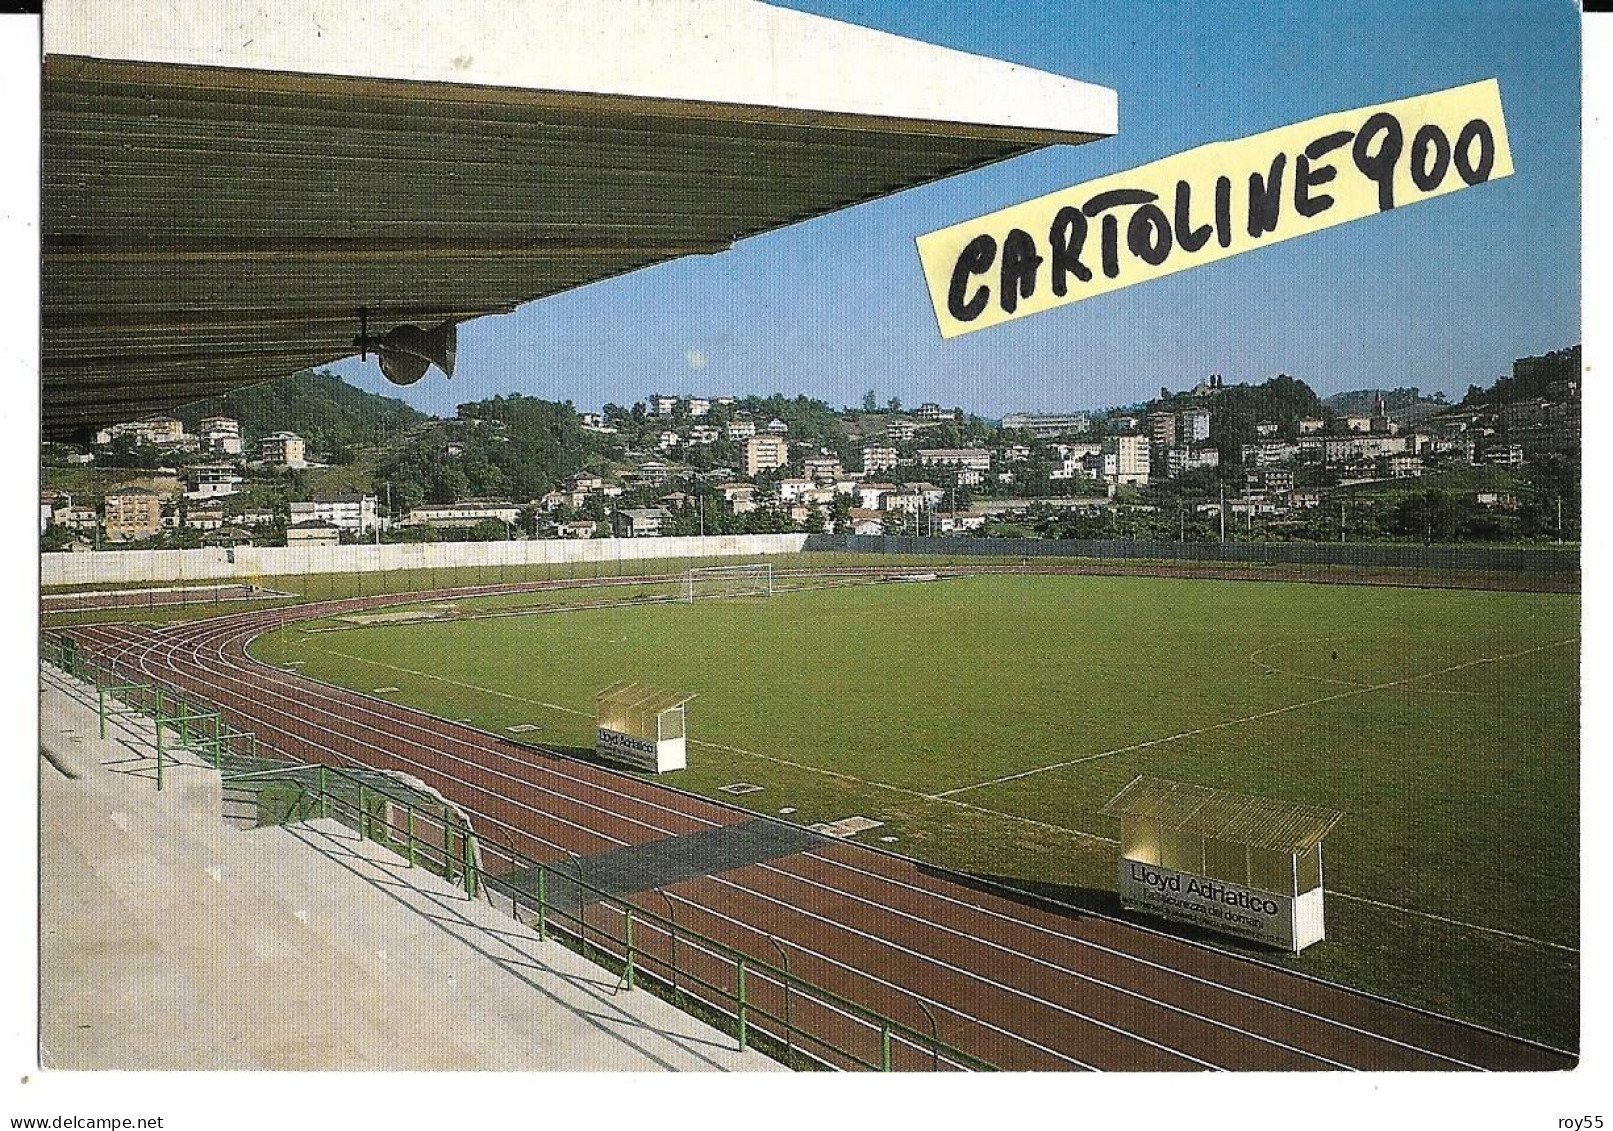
(886, 397, 903, 413)
(430, 461, 472, 504)
(389, 523, 440, 543)
(102, 435, 161, 469)
(829, 493, 853, 532)
(862, 390, 878, 413)
(1391, 489, 1458, 544)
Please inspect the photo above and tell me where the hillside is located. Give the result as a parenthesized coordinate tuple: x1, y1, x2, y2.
(1155, 374, 1328, 464)
(174, 369, 429, 461)
(1323, 387, 1448, 426)
(1460, 344, 1581, 407)
(379, 394, 619, 510)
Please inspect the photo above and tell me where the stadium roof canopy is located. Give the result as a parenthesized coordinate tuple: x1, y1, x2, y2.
(41, 0, 1118, 439)
(1101, 776, 1344, 855)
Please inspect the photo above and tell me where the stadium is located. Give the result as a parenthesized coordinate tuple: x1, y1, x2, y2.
(31, 0, 1583, 1096)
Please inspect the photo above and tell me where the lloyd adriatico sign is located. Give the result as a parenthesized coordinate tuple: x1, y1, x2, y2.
(1118, 860, 1300, 950)
(595, 727, 663, 773)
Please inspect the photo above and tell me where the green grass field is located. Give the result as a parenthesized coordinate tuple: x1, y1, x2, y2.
(250, 572, 1580, 1047)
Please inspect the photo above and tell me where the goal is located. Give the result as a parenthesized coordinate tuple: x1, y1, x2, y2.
(686, 563, 774, 603)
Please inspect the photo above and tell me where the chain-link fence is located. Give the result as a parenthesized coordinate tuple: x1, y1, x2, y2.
(805, 534, 1578, 577)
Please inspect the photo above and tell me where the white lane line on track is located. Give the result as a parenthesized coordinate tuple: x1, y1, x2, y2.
(789, 849, 1488, 1070)
(932, 637, 1579, 798)
(290, 625, 1579, 957)
(71, 632, 659, 860)
(70, 629, 1499, 1071)
(79, 630, 927, 1070)
(726, 861, 1352, 1070)
(89, 632, 1113, 1070)
(663, 893, 1099, 1071)
(83, 607, 1573, 985)
(74, 594, 1530, 1069)
(693, 870, 1264, 1071)
(53, 642, 932, 1073)
(615, 910, 981, 1070)
(94, 612, 1519, 1066)
(141, 652, 682, 855)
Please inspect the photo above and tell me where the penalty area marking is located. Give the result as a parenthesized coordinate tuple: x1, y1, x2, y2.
(933, 637, 1578, 799)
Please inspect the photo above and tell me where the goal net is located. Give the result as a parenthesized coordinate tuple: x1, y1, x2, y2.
(686, 563, 774, 603)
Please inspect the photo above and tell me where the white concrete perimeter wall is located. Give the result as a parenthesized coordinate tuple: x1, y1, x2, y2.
(42, 534, 811, 587)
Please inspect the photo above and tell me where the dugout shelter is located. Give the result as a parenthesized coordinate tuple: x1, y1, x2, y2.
(594, 681, 695, 774)
(1103, 775, 1344, 952)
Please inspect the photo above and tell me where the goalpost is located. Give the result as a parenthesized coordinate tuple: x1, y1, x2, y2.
(686, 562, 774, 603)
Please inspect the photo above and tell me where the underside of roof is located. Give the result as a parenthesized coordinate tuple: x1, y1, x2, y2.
(41, 0, 1117, 440)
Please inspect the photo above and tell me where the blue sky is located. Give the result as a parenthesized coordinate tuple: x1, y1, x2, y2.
(333, 0, 1582, 418)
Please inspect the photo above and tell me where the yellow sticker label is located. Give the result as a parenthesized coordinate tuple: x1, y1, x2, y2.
(916, 80, 1512, 338)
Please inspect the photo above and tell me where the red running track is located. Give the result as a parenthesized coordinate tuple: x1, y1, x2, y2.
(63, 575, 1574, 1072)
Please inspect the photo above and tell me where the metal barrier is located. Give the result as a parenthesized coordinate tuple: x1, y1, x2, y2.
(44, 634, 260, 791)
(806, 533, 1579, 575)
(39, 632, 994, 1072)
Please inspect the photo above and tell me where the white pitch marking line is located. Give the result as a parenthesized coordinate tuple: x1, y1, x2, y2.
(1327, 891, 1579, 954)
(309, 638, 1004, 817)
(1247, 637, 1484, 697)
(96, 623, 1121, 1070)
(119, 628, 1227, 1066)
(298, 642, 589, 719)
(933, 637, 1578, 799)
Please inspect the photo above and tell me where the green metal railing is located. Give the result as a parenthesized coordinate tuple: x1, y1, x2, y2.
(40, 631, 995, 1072)
(44, 633, 261, 791)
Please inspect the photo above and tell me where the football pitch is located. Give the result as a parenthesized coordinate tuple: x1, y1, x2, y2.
(251, 571, 1580, 1047)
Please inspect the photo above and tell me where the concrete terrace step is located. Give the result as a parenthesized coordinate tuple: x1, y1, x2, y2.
(39, 669, 779, 1072)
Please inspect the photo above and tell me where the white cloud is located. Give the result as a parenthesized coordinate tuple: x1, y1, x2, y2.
(684, 347, 708, 371)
